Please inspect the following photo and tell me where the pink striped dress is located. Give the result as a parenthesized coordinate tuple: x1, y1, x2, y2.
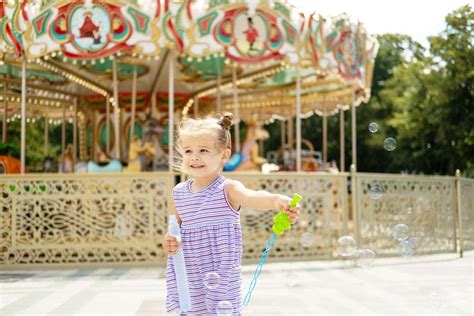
(166, 176, 242, 315)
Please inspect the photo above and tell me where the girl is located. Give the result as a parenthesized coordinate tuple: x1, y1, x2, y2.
(164, 113, 301, 315)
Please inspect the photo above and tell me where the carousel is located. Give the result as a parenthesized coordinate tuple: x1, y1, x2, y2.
(0, 0, 378, 175)
(6, 1, 468, 269)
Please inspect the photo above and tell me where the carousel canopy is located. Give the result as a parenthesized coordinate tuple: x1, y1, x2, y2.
(0, 0, 378, 123)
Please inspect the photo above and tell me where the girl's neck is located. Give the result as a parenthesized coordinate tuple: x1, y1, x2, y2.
(191, 174, 221, 191)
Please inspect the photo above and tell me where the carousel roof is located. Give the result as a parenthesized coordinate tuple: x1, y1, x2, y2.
(0, 0, 378, 123)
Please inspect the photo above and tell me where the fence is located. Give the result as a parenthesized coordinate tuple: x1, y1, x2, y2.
(0, 171, 471, 268)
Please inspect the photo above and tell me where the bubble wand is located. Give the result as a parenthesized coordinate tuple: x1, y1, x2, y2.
(243, 193, 302, 306)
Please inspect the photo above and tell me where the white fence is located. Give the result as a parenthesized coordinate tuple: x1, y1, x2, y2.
(0, 171, 471, 268)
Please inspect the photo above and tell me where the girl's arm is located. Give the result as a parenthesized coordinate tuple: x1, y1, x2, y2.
(226, 179, 300, 223)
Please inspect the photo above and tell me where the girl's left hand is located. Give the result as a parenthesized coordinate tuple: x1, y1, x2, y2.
(274, 195, 301, 224)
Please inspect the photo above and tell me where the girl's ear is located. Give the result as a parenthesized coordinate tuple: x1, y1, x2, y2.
(221, 148, 231, 162)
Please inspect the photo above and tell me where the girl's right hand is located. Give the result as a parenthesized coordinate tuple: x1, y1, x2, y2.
(163, 234, 180, 256)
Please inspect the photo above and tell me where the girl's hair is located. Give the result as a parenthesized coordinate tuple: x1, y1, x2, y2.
(177, 112, 234, 151)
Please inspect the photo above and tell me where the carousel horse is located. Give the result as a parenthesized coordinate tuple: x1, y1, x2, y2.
(124, 136, 156, 172)
(224, 122, 269, 171)
(86, 151, 123, 173)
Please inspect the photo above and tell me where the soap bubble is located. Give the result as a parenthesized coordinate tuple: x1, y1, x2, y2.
(369, 185, 384, 199)
(384, 137, 397, 151)
(300, 232, 314, 247)
(216, 301, 233, 316)
(408, 236, 419, 248)
(203, 272, 220, 289)
(392, 224, 410, 241)
(406, 207, 413, 215)
(368, 122, 379, 133)
(354, 249, 376, 268)
(336, 235, 357, 257)
(399, 239, 415, 257)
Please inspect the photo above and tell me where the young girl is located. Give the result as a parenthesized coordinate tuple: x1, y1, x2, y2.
(163, 113, 301, 315)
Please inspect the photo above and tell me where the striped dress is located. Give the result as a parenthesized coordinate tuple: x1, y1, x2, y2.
(166, 176, 242, 315)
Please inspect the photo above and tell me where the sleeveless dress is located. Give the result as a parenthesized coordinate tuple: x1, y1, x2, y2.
(166, 176, 242, 315)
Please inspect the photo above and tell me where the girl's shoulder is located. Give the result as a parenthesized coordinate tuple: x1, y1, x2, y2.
(172, 180, 190, 194)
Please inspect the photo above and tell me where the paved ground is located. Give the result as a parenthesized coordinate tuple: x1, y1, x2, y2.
(0, 252, 472, 315)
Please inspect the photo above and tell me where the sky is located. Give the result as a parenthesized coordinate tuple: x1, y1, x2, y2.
(289, 0, 472, 47)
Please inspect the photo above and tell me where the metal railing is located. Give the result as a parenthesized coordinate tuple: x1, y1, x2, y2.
(0, 170, 471, 268)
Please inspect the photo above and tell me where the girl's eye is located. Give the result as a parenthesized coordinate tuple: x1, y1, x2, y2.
(184, 150, 192, 154)
(200, 149, 209, 153)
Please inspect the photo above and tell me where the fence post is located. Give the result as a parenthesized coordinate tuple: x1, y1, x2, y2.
(455, 169, 463, 258)
(350, 164, 360, 247)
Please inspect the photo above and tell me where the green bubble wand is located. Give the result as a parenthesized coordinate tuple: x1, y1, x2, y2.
(243, 193, 302, 306)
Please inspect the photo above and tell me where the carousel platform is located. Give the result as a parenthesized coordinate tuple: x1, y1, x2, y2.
(0, 252, 471, 315)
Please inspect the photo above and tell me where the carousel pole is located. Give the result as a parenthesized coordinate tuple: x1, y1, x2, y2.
(112, 58, 120, 160)
(232, 64, 240, 152)
(351, 88, 357, 169)
(61, 103, 66, 173)
(216, 72, 222, 114)
(130, 68, 137, 141)
(322, 112, 327, 166)
(339, 108, 345, 172)
(295, 66, 302, 172)
(106, 95, 110, 154)
(2, 83, 7, 143)
(20, 56, 27, 174)
(73, 98, 78, 163)
(280, 119, 286, 153)
(44, 113, 48, 156)
(193, 95, 199, 118)
(92, 109, 97, 160)
(168, 52, 175, 172)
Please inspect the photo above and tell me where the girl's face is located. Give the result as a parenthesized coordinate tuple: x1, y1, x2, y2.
(180, 134, 230, 178)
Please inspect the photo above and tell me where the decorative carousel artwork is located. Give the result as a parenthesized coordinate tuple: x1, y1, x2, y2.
(70, 6, 111, 52)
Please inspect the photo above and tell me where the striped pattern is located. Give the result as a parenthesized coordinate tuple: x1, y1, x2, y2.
(166, 176, 242, 315)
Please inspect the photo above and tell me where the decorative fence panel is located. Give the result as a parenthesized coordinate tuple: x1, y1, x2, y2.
(0, 173, 174, 268)
(460, 178, 474, 251)
(227, 172, 349, 263)
(0, 172, 470, 269)
(353, 173, 457, 257)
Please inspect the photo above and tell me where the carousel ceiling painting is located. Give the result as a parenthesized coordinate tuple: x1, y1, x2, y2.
(0, 0, 378, 123)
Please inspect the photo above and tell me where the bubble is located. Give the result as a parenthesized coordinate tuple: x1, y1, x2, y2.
(408, 236, 419, 248)
(406, 207, 413, 215)
(300, 232, 314, 247)
(216, 301, 233, 316)
(384, 137, 397, 151)
(203, 272, 220, 289)
(368, 122, 379, 133)
(353, 249, 376, 268)
(399, 239, 415, 257)
(336, 235, 357, 257)
(369, 185, 384, 199)
(426, 143, 432, 149)
(392, 224, 410, 241)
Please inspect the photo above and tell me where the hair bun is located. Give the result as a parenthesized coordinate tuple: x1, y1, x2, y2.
(218, 112, 234, 130)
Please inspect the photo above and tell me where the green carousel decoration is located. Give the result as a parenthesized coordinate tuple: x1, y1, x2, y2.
(0, 0, 378, 174)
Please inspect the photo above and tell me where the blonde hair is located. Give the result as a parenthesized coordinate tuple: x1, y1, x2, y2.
(177, 112, 234, 151)
(172, 113, 234, 172)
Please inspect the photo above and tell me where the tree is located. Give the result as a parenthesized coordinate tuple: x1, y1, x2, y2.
(387, 5, 474, 176)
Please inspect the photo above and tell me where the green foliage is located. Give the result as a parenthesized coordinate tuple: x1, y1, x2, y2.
(4, 118, 71, 172)
(264, 5, 473, 176)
